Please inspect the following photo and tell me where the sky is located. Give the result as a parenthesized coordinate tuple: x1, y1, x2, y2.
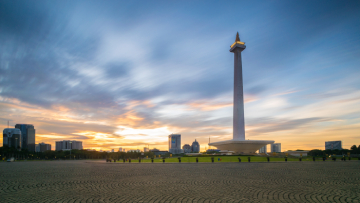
(1, 1, 360, 152)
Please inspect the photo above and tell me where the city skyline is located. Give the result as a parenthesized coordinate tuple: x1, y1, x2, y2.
(1, 1, 360, 151)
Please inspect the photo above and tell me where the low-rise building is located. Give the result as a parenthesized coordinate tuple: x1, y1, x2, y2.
(128, 149, 141, 153)
(55, 140, 83, 151)
(206, 149, 220, 153)
(35, 142, 51, 152)
(219, 150, 235, 155)
(285, 150, 309, 157)
(182, 144, 191, 153)
(150, 148, 168, 156)
(3, 128, 22, 150)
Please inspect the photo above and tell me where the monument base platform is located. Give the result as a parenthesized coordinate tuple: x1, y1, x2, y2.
(209, 139, 275, 154)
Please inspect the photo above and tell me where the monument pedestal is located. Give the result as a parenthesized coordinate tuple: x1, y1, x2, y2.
(209, 139, 274, 154)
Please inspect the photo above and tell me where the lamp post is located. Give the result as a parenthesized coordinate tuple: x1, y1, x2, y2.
(69, 141, 72, 160)
(15, 138, 18, 160)
(15, 138, 18, 150)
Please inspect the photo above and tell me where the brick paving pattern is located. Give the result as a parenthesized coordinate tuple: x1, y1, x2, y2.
(0, 161, 359, 202)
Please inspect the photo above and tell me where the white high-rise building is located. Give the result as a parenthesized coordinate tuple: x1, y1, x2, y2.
(259, 145, 267, 153)
(55, 140, 83, 151)
(325, 141, 342, 150)
(271, 143, 281, 153)
(168, 134, 183, 154)
(119, 147, 122, 152)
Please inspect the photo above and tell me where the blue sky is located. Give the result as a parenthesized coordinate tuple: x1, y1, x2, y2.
(1, 1, 360, 151)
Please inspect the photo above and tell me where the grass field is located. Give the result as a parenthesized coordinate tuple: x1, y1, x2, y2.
(124, 156, 317, 163)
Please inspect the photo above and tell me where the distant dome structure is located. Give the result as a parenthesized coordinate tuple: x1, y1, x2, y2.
(191, 139, 200, 153)
(182, 144, 191, 153)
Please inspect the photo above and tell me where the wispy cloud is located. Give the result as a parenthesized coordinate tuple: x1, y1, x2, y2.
(1, 1, 360, 151)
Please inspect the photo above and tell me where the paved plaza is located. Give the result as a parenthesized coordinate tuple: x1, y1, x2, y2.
(0, 161, 359, 203)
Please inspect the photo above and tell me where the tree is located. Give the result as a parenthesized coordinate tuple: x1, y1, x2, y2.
(350, 145, 357, 151)
(308, 149, 325, 157)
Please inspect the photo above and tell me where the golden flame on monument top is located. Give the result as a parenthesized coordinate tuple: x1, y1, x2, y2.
(230, 32, 245, 48)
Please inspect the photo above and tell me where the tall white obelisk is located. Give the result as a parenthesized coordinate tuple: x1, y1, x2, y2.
(209, 33, 274, 153)
(230, 32, 246, 141)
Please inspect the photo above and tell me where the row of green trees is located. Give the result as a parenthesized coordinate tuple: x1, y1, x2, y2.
(0, 146, 158, 160)
(308, 145, 360, 157)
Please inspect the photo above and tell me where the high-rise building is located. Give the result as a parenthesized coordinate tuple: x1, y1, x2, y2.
(111, 149, 114, 152)
(15, 124, 35, 151)
(144, 147, 149, 152)
(259, 145, 267, 153)
(191, 139, 200, 153)
(325, 141, 342, 150)
(55, 140, 83, 151)
(271, 143, 281, 153)
(182, 144, 191, 153)
(169, 134, 183, 154)
(35, 142, 51, 152)
(3, 128, 22, 150)
(119, 147, 122, 152)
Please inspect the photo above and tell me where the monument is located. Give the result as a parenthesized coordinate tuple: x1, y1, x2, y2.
(208, 33, 274, 154)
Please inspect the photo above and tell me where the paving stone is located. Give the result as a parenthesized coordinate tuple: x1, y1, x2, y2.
(0, 161, 359, 202)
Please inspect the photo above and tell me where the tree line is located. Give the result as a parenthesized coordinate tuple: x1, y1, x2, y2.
(0, 146, 157, 160)
(2, 144, 360, 160)
(308, 145, 360, 157)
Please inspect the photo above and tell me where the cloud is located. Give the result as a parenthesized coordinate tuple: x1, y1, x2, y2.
(1, 1, 360, 152)
(246, 117, 332, 135)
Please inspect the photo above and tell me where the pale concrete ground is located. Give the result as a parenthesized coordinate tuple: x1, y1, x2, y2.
(0, 161, 359, 203)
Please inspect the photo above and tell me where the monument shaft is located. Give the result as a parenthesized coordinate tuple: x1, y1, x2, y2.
(233, 50, 245, 140)
(208, 33, 275, 154)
